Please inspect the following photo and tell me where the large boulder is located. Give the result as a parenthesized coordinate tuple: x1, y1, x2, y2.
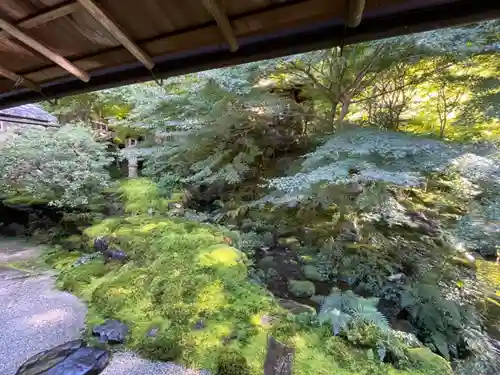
(93, 237, 109, 253)
(16, 339, 109, 375)
(302, 265, 328, 281)
(288, 280, 315, 297)
(92, 320, 128, 344)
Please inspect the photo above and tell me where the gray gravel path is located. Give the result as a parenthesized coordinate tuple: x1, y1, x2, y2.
(0, 239, 204, 375)
(0, 240, 87, 375)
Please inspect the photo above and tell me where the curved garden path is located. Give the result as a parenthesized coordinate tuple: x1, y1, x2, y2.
(0, 239, 202, 375)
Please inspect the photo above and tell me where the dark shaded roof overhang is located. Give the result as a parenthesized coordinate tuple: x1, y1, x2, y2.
(0, 0, 498, 109)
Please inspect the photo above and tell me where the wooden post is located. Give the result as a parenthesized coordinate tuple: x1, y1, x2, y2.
(263, 336, 294, 375)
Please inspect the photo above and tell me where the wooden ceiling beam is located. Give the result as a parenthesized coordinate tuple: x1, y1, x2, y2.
(0, 16, 89, 82)
(0, 3, 80, 63)
(77, 0, 154, 70)
(0, 64, 40, 92)
(0, 3, 80, 40)
(201, 0, 239, 52)
(346, 0, 366, 28)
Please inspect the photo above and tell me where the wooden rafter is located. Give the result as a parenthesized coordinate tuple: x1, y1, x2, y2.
(0, 2, 80, 41)
(0, 3, 80, 61)
(0, 16, 90, 82)
(77, 0, 154, 70)
(346, 0, 366, 28)
(0, 64, 40, 92)
(201, 0, 239, 52)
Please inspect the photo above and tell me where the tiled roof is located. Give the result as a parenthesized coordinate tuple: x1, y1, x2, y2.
(0, 104, 56, 122)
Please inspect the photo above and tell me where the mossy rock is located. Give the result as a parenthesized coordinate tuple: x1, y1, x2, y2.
(197, 244, 247, 268)
(258, 256, 276, 269)
(266, 267, 279, 281)
(310, 295, 326, 305)
(407, 348, 453, 375)
(302, 265, 328, 281)
(288, 280, 315, 297)
(277, 298, 316, 315)
(277, 237, 301, 249)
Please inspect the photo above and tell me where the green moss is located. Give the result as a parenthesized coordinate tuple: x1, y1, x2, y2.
(47, 179, 442, 375)
(216, 349, 251, 375)
(59, 234, 86, 251)
(2, 194, 49, 205)
(407, 348, 453, 375)
(119, 178, 170, 214)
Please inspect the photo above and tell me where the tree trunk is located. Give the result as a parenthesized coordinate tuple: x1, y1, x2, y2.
(338, 98, 350, 123)
(439, 119, 447, 138)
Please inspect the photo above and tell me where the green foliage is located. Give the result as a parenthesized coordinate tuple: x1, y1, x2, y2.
(50, 211, 277, 373)
(216, 349, 251, 375)
(36, 20, 500, 375)
(42, 89, 132, 123)
(118, 178, 171, 214)
(400, 283, 474, 359)
(319, 289, 389, 336)
(0, 124, 112, 207)
(138, 65, 309, 187)
(47, 178, 431, 375)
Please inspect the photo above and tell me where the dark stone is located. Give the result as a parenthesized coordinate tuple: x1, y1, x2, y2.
(345, 182, 364, 196)
(93, 237, 109, 253)
(5, 222, 26, 236)
(73, 253, 101, 267)
(392, 319, 416, 334)
(263, 336, 294, 375)
(15, 339, 109, 375)
(193, 320, 205, 330)
(147, 327, 159, 338)
(103, 248, 128, 263)
(92, 320, 128, 344)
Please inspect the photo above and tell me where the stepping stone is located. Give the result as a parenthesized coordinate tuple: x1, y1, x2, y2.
(16, 339, 109, 375)
(92, 320, 128, 344)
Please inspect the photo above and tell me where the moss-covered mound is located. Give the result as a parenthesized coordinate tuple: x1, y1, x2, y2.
(44, 179, 450, 375)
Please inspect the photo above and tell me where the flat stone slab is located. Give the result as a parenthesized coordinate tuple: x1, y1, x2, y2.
(16, 339, 110, 375)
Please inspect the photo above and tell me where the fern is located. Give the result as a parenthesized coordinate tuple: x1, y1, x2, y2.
(400, 282, 479, 360)
(319, 290, 388, 335)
